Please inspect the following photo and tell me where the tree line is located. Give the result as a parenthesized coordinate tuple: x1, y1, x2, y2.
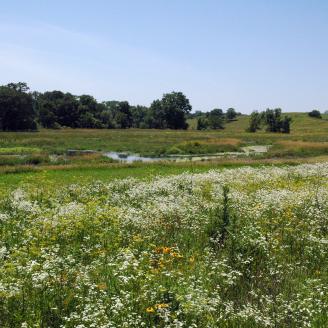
(194, 108, 240, 130)
(0, 82, 192, 131)
(247, 109, 292, 133)
(0, 82, 306, 134)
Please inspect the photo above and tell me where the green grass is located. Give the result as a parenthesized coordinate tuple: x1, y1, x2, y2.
(1, 112, 328, 180)
(0, 113, 327, 157)
(2, 154, 328, 192)
(0, 146, 41, 154)
(0, 162, 245, 190)
(1, 164, 327, 327)
(1, 114, 328, 327)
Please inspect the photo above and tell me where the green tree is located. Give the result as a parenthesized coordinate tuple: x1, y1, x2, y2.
(149, 99, 167, 128)
(196, 117, 209, 130)
(247, 111, 262, 132)
(226, 108, 237, 121)
(76, 95, 104, 128)
(116, 101, 132, 128)
(38, 91, 80, 128)
(131, 105, 149, 128)
(6, 82, 29, 93)
(308, 110, 322, 119)
(161, 91, 191, 129)
(149, 92, 191, 129)
(208, 108, 225, 129)
(0, 83, 37, 131)
(247, 109, 292, 133)
(281, 116, 292, 133)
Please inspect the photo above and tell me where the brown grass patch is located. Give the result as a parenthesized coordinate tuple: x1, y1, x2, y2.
(277, 140, 328, 149)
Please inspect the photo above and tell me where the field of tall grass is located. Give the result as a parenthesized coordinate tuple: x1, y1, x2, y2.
(1, 163, 327, 327)
(0, 113, 328, 170)
(0, 113, 328, 160)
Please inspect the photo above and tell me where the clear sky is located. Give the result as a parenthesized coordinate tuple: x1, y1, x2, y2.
(1, 0, 327, 113)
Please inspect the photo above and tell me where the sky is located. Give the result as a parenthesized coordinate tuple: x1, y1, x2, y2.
(1, 0, 328, 113)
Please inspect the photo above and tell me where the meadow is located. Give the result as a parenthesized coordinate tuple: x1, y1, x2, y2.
(0, 112, 328, 159)
(1, 113, 328, 327)
(0, 164, 328, 327)
(0, 112, 328, 180)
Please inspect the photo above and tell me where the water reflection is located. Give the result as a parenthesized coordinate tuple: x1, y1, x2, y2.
(105, 152, 158, 163)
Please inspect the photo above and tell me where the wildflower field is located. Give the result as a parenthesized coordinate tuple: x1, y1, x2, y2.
(1, 163, 328, 327)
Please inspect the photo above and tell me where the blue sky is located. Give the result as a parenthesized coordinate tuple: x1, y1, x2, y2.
(1, 0, 327, 113)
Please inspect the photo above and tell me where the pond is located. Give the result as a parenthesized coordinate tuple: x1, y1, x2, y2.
(105, 152, 158, 163)
(104, 146, 271, 163)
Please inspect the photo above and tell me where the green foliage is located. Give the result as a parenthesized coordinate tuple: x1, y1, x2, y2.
(196, 117, 209, 130)
(166, 141, 239, 155)
(149, 92, 192, 129)
(208, 185, 230, 250)
(1, 165, 328, 327)
(280, 116, 292, 133)
(0, 83, 37, 131)
(247, 108, 292, 133)
(264, 108, 283, 132)
(247, 111, 262, 132)
(308, 110, 322, 119)
(4, 83, 193, 130)
(207, 108, 225, 129)
(226, 108, 237, 121)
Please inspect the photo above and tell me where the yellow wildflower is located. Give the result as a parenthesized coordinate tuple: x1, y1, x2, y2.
(171, 252, 183, 259)
(155, 246, 171, 254)
(163, 247, 171, 254)
(146, 306, 155, 313)
(97, 283, 107, 290)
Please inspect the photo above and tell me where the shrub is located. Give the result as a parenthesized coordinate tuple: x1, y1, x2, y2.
(308, 110, 322, 118)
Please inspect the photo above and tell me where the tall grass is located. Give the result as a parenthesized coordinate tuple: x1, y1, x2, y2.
(0, 164, 327, 327)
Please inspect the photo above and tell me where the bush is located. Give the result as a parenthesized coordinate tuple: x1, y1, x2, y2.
(308, 110, 322, 118)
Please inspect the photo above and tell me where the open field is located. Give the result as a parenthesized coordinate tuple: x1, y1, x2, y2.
(0, 113, 328, 175)
(1, 163, 328, 327)
(0, 113, 328, 156)
(1, 113, 328, 327)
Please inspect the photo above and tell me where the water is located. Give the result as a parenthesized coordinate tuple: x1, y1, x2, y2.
(105, 152, 158, 163)
(66, 145, 271, 163)
(104, 146, 270, 163)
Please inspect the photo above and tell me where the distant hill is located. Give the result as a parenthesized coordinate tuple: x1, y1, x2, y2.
(188, 112, 328, 134)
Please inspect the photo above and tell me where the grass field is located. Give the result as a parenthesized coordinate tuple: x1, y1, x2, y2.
(0, 113, 328, 156)
(0, 113, 328, 176)
(1, 113, 328, 327)
(1, 164, 328, 327)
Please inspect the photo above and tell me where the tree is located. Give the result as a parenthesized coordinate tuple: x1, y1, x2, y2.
(197, 117, 209, 130)
(37, 91, 80, 128)
(149, 99, 167, 128)
(6, 82, 29, 93)
(76, 95, 104, 128)
(97, 105, 115, 128)
(247, 111, 262, 132)
(308, 110, 322, 119)
(208, 108, 225, 129)
(56, 93, 80, 127)
(161, 91, 192, 129)
(226, 108, 237, 121)
(247, 109, 292, 133)
(148, 92, 191, 129)
(116, 101, 133, 128)
(281, 116, 292, 133)
(0, 83, 37, 131)
(264, 108, 282, 132)
(131, 105, 149, 128)
(79, 112, 103, 128)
